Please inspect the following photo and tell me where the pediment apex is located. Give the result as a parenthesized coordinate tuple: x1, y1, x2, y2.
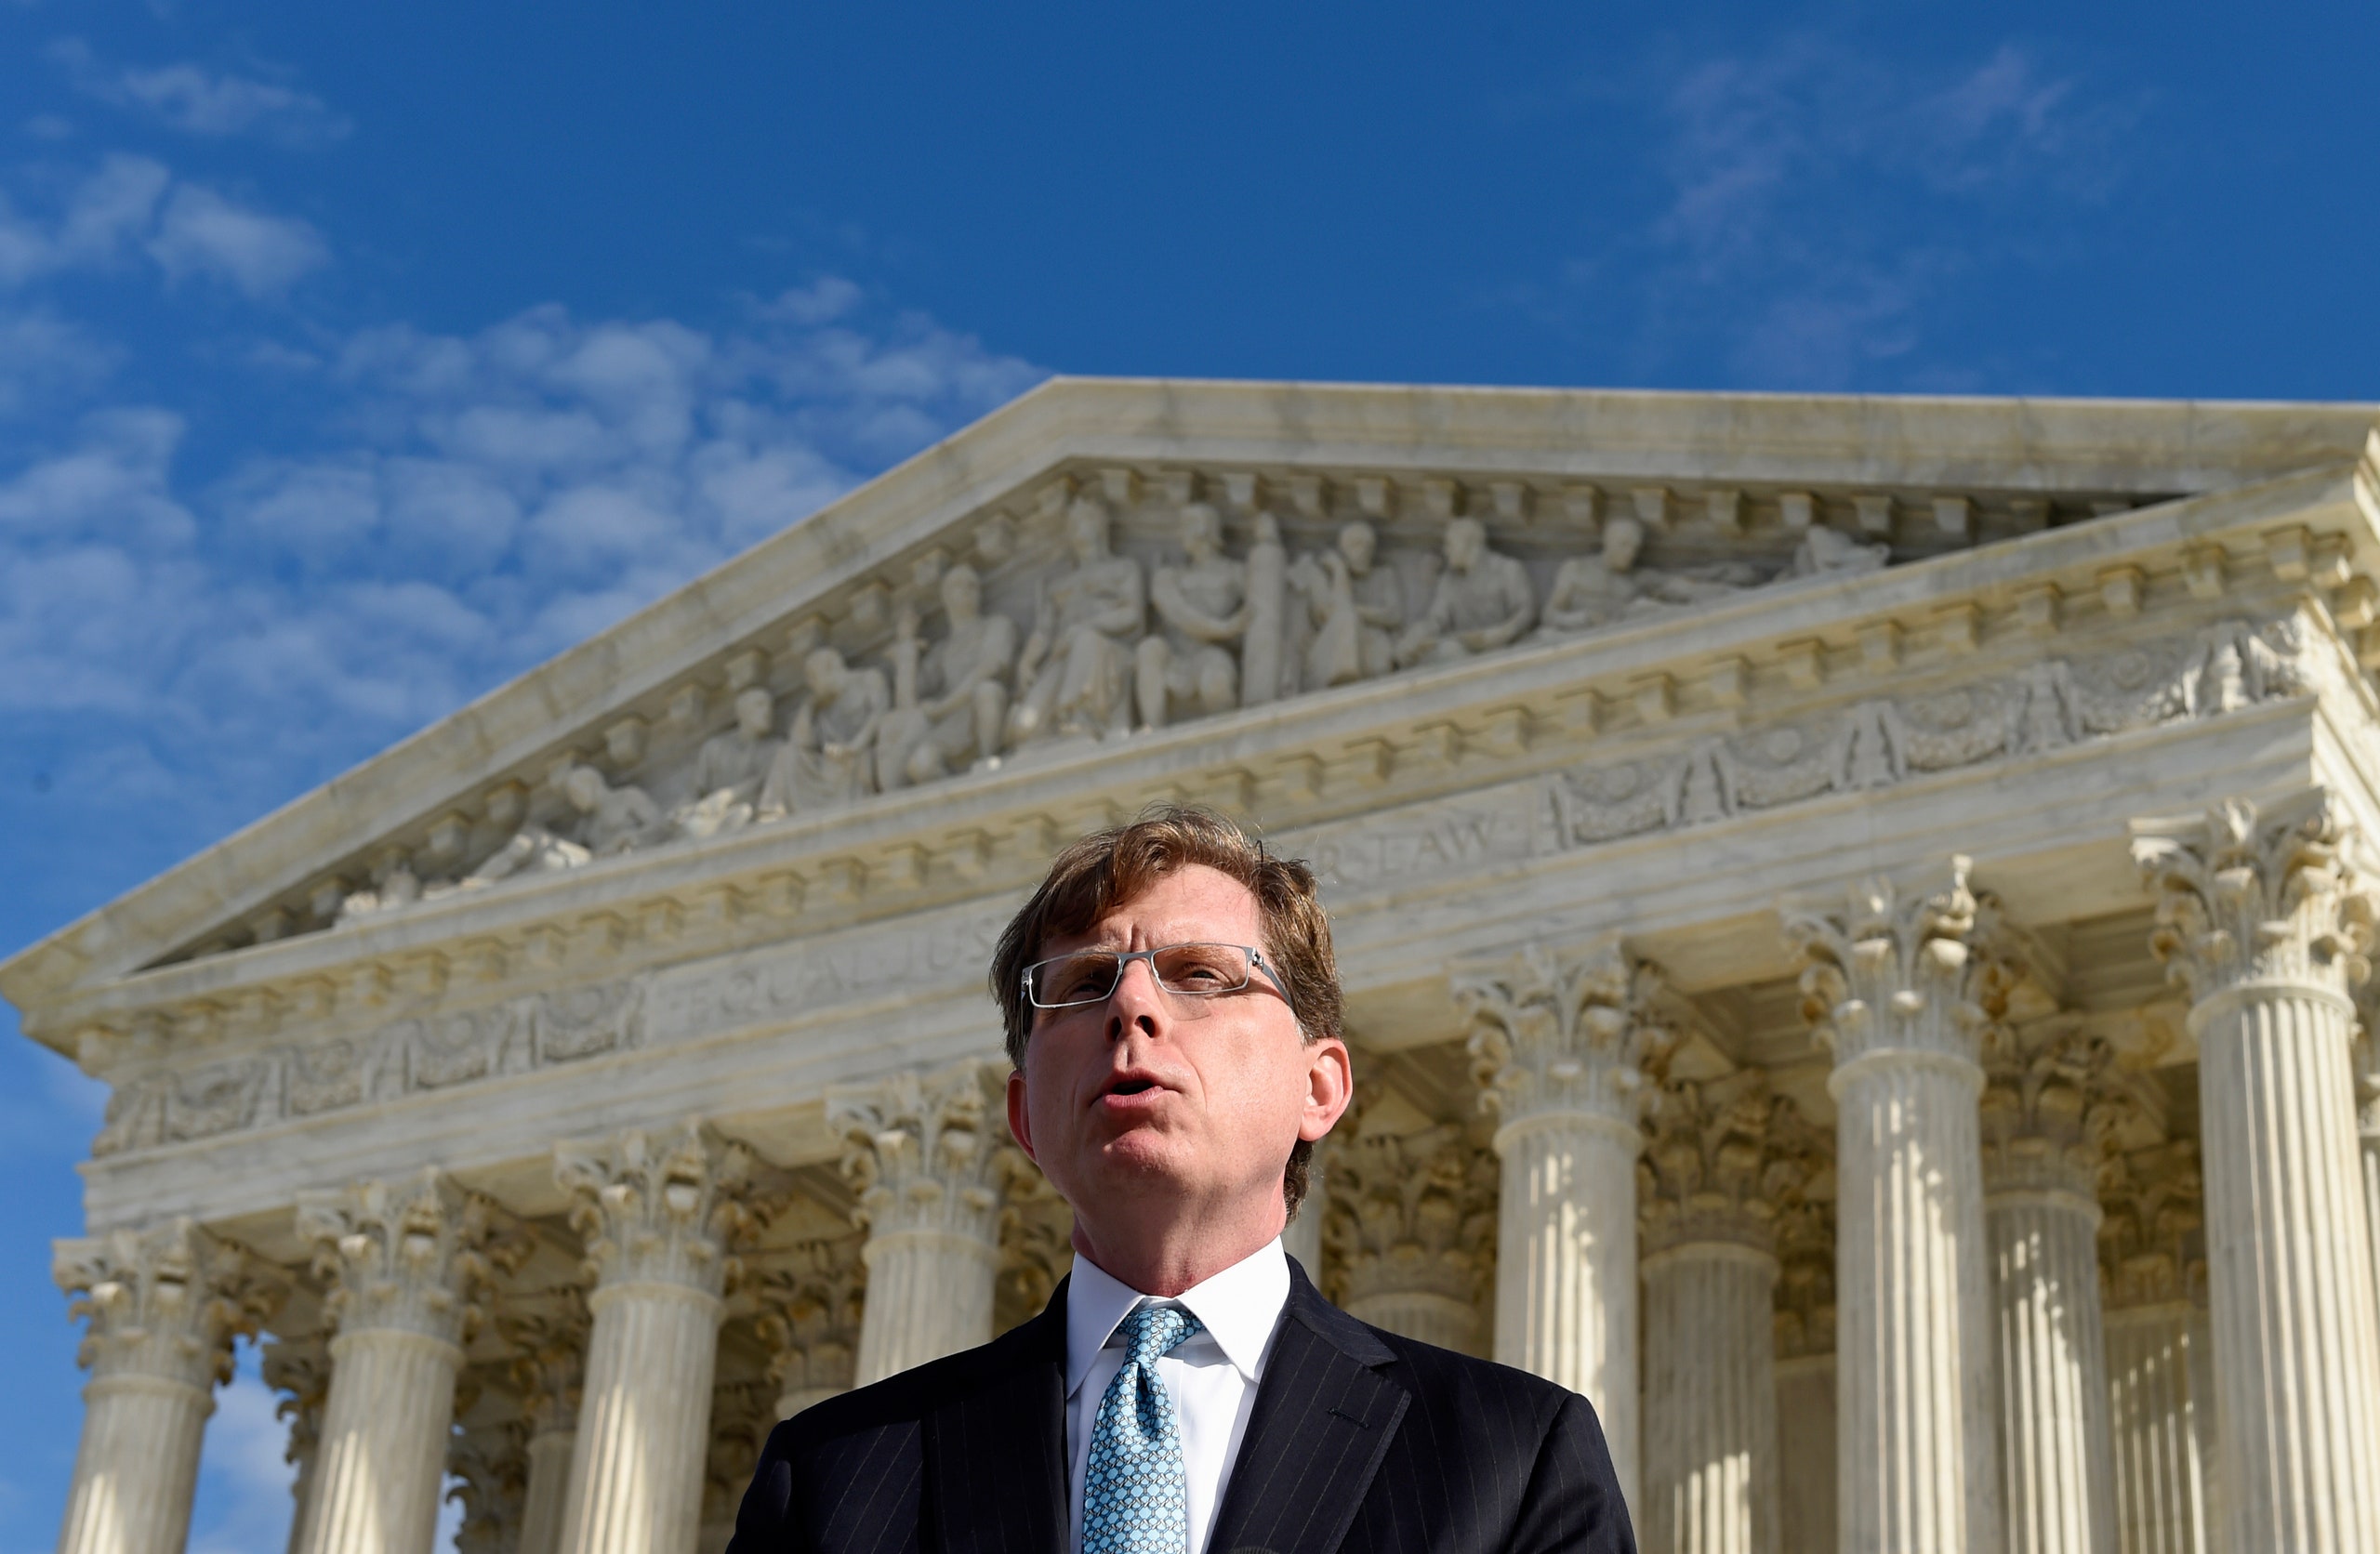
(7, 379, 2380, 1014)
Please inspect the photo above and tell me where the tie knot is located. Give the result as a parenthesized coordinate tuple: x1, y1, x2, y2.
(1117, 1302, 1202, 1365)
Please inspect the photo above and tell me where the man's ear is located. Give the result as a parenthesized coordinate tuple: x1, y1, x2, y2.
(1006, 1067, 1038, 1165)
(1298, 1035, 1354, 1142)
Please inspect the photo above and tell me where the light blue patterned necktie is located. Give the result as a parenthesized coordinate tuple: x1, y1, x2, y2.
(1081, 1303, 1207, 1554)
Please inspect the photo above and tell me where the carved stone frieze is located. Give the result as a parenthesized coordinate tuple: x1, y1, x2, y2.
(53, 1218, 283, 1389)
(1557, 617, 2312, 847)
(94, 981, 646, 1157)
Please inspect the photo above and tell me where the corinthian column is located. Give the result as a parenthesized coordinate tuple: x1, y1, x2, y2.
(2099, 1141, 2216, 1554)
(1322, 1119, 1496, 1353)
(503, 1304, 588, 1554)
(553, 1122, 762, 1554)
(1455, 941, 1673, 1508)
(294, 1172, 519, 1554)
(1783, 858, 2004, 1554)
(53, 1219, 279, 1554)
(753, 1237, 866, 1417)
(261, 1337, 328, 1554)
(828, 1058, 1010, 1384)
(2356, 1021, 2380, 1340)
(1980, 1016, 2125, 1554)
(1636, 1072, 1821, 1554)
(1771, 1195, 1838, 1554)
(2134, 792, 2380, 1551)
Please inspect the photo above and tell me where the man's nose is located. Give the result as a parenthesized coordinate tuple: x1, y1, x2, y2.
(1103, 956, 1168, 1043)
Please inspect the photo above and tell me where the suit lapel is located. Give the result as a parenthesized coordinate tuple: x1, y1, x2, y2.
(1206, 1269, 1408, 1554)
(923, 1278, 1071, 1554)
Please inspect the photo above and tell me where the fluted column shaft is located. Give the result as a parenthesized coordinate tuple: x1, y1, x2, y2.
(2135, 792, 2380, 1551)
(854, 1230, 998, 1384)
(54, 1221, 270, 1554)
(1988, 1183, 2118, 1554)
(1773, 1356, 1836, 1554)
(554, 1123, 758, 1554)
(1787, 860, 2006, 1554)
(562, 1283, 721, 1554)
(1347, 1290, 1478, 1351)
(2191, 984, 2380, 1550)
(831, 1060, 1009, 1386)
(1493, 1110, 1641, 1500)
(518, 1428, 578, 1554)
(298, 1328, 463, 1554)
(1832, 1050, 2000, 1554)
(58, 1371, 213, 1554)
(293, 1172, 509, 1554)
(2358, 1035, 2380, 1342)
(1642, 1243, 1778, 1554)
(2106, 1305, 2213, 1554)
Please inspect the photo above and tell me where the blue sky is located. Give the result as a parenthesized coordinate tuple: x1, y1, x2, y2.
(1, 3, 2374, 1549)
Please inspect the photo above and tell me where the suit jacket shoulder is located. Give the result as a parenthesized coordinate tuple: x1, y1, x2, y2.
(727, 1261, 1633, 1554)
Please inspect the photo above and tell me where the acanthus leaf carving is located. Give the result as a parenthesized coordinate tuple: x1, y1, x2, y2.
(295, 1169, 529, 1347)
(826, 1057, 1012, 1247)
(1455, 940, 1676, 1131)
(2132, 788, 2375, 1001)
(1978, 1014, 2137, 1198)
(53, 1218, 284, 1389)
(1638, 1070, 1826, 1258)
(750, 1234, 867, 1412)
(2096, 1140, 2205, 1310)
(554, 1121, 768, 1298)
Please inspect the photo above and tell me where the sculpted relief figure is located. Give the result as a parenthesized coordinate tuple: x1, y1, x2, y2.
(463, 824, 593, 888)
(762, 648, 890, 816)
(1295, 520, 1407, 687)
(1137, 502, 1249, 731)
(1789, 524, 1889, 578)
(877, 564, 1017, 788)
(1005, 497, 1144, 745)
(1394, 518, 1536, 667)
(675, 687, 781, 839)
(1538, 516, 1759, 637)
(562, 763, 668, 855)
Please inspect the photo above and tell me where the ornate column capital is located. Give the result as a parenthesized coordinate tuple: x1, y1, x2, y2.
(827, 1057, 1012, 1247)
(449, 1404, 530, 1554)
(2131, 789, 2375, 1007)
(2354, 1022, 2380, 1139)
(2096, 1140, 2205, 1311)
(1322, 1117, 1497, 1310)
(296, 1169, 525, 1348)
(262, 1335, 330, 1470)
(1454, 939, 1675, 1138)
(1980, 1016, 2135, 1203)
(1771, 1193, 1837, 1361)
(500, 1299, 590, 1436)
(1783, 854, 2024, 1082)
(554, 1121, 766, 1299)
(54, 1218, 283, 1390)
(1639, 1071, 1825, 1259)
(751, 1235, 866, 1410)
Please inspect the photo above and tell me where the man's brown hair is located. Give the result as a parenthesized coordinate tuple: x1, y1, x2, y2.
(989, 804, 1343, 1217)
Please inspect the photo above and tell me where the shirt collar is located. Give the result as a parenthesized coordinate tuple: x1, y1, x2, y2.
(1064, 1238, 1290, 1397)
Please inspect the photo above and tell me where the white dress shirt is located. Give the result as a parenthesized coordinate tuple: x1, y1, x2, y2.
(1064, 1238, 1290, 1554)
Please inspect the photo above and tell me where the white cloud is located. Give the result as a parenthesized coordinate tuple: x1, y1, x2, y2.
(0, 154, 325, 296)
(0, 283, 1043, 833)
(148, 183, 329, 296)
(50, 38, 351, 147)
(1606, 36, 2141, 387)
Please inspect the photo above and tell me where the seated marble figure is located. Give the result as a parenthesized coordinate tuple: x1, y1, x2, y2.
(877, 563, 1017, 788)
(760, 646, 890, 817)
(1395, 518, 1536, 667)
(1537, 516, 1762, 636)
(1005, 497, 1144, 745)
(672, 686, 782, 840)
(1292, 519, 1406, 687)
(1137, 502, 1249, 731)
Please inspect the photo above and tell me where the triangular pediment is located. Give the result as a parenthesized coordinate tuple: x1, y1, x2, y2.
(8, 378, 2379, 1021)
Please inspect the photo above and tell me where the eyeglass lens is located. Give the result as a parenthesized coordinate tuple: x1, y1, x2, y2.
(1029, 943, 1255, 1007)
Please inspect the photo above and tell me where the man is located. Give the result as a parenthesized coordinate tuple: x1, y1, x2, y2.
(1393, 519, 1537, 667)
(729, 807, 1634, 1554)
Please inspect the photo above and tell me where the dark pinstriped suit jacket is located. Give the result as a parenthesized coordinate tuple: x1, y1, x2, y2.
(725, 1258, 1634, 1554)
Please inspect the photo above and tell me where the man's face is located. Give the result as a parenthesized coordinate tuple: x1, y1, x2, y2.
(735, 689, 773, 736)
(1445, 520, 1484, 572)
(1007, 863, 1351, 1232)
(1339, 521, 1375, 573)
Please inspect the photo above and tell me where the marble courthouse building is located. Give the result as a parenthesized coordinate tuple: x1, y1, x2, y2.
(15, 380, 2380, 1554)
